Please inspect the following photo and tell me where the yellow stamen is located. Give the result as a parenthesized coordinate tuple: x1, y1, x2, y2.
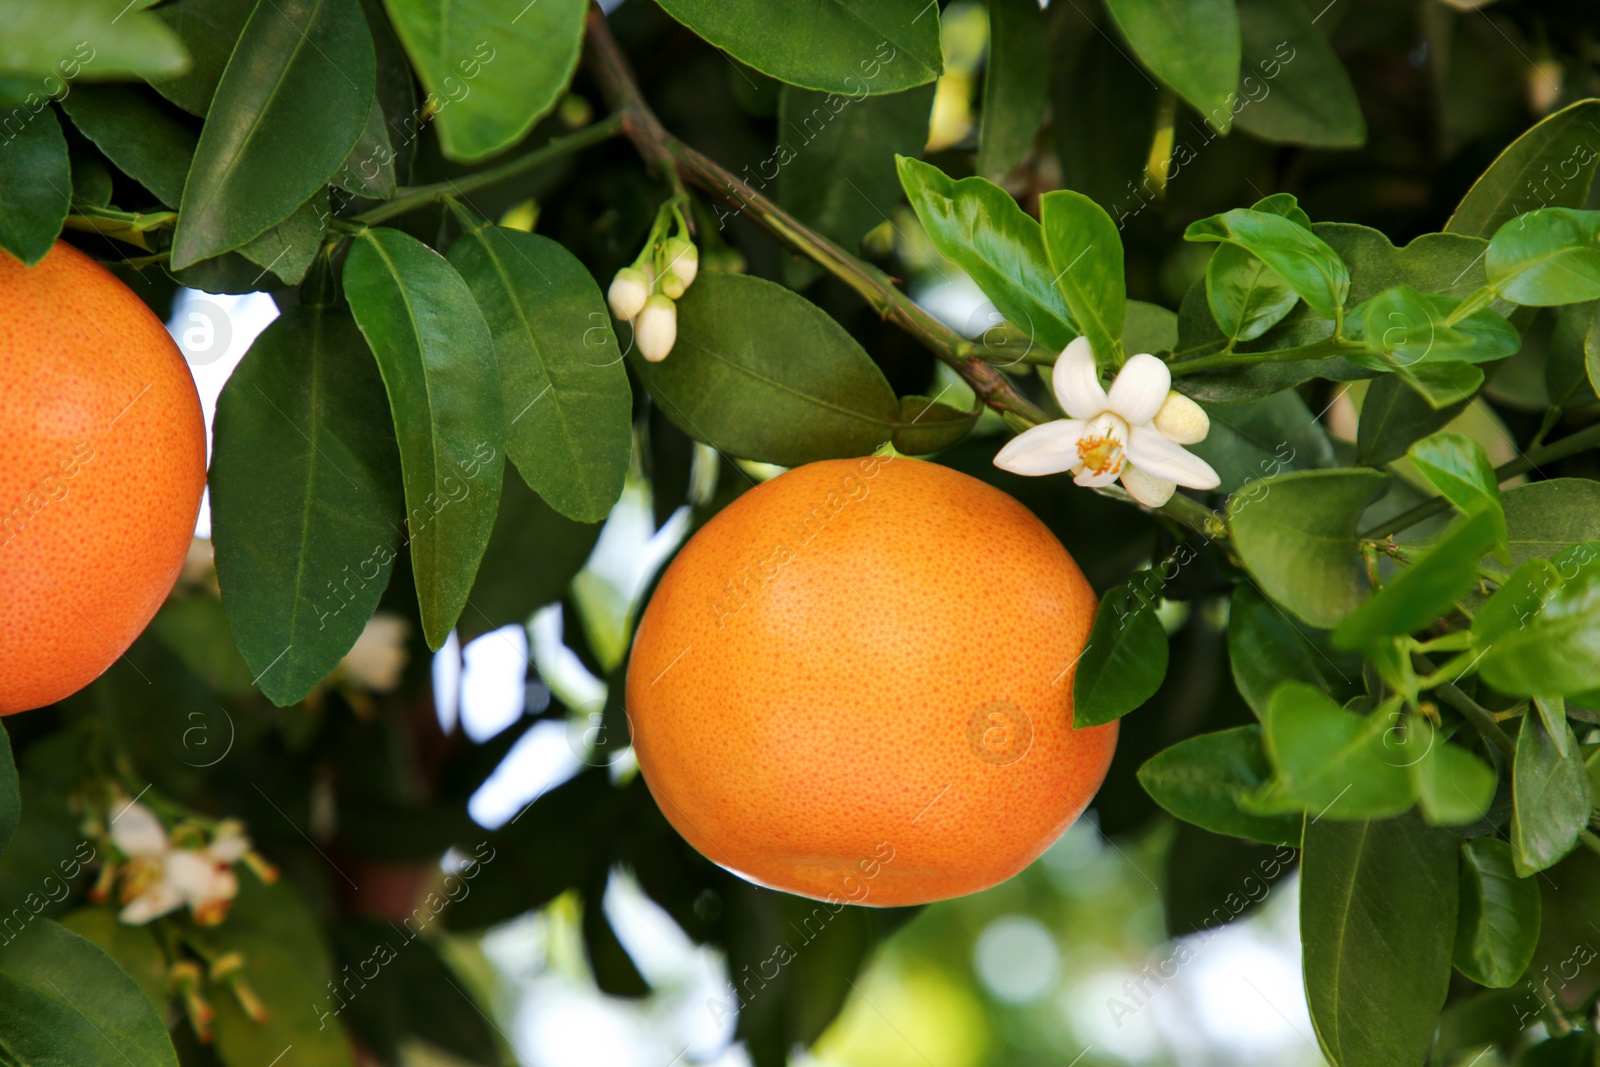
(1076, 435, 1123, 476)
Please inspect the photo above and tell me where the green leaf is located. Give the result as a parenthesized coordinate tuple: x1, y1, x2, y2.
(1072, 583, 1168, 728)
(211, 305, 404, 705)
(0, 919, 179, 1067)
(629, 271, 900, 466)
(1250, 684, 1414, 819)
(1334, 509, 1502, 648)
(235, 189, 330, 287)
(778, 83, 934, 282)
(1446, 99, 1600, 239)
(1475, 543, 1600, 698)
(1411, 732, 1496, 827)
(1534, 694, 1570, 757)
(1122, 299, 1178, 355)
(1395, 360, 1486, 410)
(1051, 11, 1162, 218)
(1186, 390, 1333, 495)
(1301, 813, 1458, 1067)
(1453, 838, 1541, 988)
(170, 0, 375, 268)
(207, 878, 356, 1067)
(1410, 431, 1507, 549)
(1486, 207, 1600, 307)
(447, 224, 631, 523)
(332, 92, 398, 200)
(1227, 583, 1361, 720)
(1510, 712, 1591, 876)
(977, 0, 1048, 180)
(1547, 300, 1600, 408)
(1185, 208, 1350, 320)
(653, 0, 942, 96)
(1039, 189, 1125, 365)
(0, 105, 69, 266)
(1227, 468, 1390, 629)
(382, 0, 585, 163)
(897, 157, 1075, 350)
(343, 227, 505, 649)
(146, 0, 253, 115)
(1103, 0, 1239, 132)
(891, 394, 978, 456)
(1205, 243, 1298, 344)
(0, 0, 187, 81)
(1346, 285, 1520, 367)
(1355, 373, 1468, 466)
(1501, 479, 1600, 569)
(58, 84, 196, 209)
(1137, 726, 1301, 846)
(58, 908, 169, 1011)
(1231, 0, 1365, 148)
(0, 725, 16, 858)
(150, 598, 256, 697)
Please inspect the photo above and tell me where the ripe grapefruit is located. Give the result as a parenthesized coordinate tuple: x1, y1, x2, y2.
(0, 241, 206, 714)
(626, 455, 1116, 906)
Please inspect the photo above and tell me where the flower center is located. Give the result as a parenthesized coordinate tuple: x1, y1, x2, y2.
(1077, 434, 1124, 476)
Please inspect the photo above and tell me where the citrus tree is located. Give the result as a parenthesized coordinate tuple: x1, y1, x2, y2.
(1, 0, 1599, 1065)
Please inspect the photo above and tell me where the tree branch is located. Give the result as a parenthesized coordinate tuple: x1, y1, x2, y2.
(581, 7, 1050, 427)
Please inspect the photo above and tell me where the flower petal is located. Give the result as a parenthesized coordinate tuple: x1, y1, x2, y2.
(993, 420, 1089, 476)
(1126, 425, 1221, 489)
(1106, 353, 1172, 425)
(1121, 465, 1176, 507)
(1051, 337, 1108, 419)
(119, 883, 183, 925)
(165, 850, 222, 903)
(1073, 464, 1123, 488)
(110, 802, 168, 859)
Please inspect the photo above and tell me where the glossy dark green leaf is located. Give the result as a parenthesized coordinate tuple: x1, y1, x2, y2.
(1446, 99, 1600, 238)
(146, 0, 253, 115)
(630, 271, 900, 466)
(891, 394, 978, 455)
(171, 0, 374, 268)
(1185, 208, 1350, 320)
(1547, 300, 1600, 408)
(1205, 243, 1298, 344)
(1040, 189, 1125, 365)
(1486, 208, 1600, 307)
(0, 0, 187, 81)
(1051, 10, 1161, 218)
(58, 83, 195, 208)
(778, 83, 934, 280)
(235, 190, 329, 286)
(1250, 683, 1414, 819)
(1122, 299, 1178, 355)
(1103, 0, 1239, 131)
(0, 726, 16, 858)
(447, 224, 631, 523)
(1411, 730, 1496, 827)
(1501, 479, 1600, 569)
(1137, 726, 1301, 846)
(343, 227, 505, 649)
(1346, 285, 1520, 367)
(382, 0, 585, 162)
(1510, 712, 1591, 876)
(1395, 359, 1486, 410)
(1231, 0, 1364, 148)
(1187, 390, 1333, 495)
(209, 878, 356, 1067)
(897, 156, 1075, 349)
(1227, 468, 1390, 629)
(1453, 837, 1540, 988)
(58, 908, 168, 1011)
(1072, 583, 1168, 728)
(653, 0, 942, 96)
(0, 105, 69, 266)
(1301, 813, 1458, 1067)
(1475, 543, 1600, 698)
(977, 0, 1048, 180)
(1355, 374, 1467, 466)
(1227, 583, 1361, 720)
(211, 305, 404, 706)
(332, 93, 397, 199)
(0, 919, 179, 1067)
(1334, 509, 1501, 648)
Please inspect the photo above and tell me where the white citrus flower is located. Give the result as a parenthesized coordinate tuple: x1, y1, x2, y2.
(607, 267, 650, 321)
(994, 337, 1220, 507)
(111, 803, 245, 926)
(339, 612, 410, 693)
(636, 294, 677, 362)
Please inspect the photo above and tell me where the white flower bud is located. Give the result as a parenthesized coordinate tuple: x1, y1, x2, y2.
(659, 271, 687, 299)
(607, 267, 650, 321)
(1153, 391, 1210, 445)
(636, 294, 677, 363)
(663, 237, 698, 288)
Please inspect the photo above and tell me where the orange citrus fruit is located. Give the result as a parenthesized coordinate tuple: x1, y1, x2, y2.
(626, 455, 1116, 906)
(0, 240, 206, 714)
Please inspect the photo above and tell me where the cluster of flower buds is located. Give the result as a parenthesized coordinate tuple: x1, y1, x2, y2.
(608, 203, 700, 363)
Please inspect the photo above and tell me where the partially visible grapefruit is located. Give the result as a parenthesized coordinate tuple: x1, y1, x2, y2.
(0, 241, 206, 713)
(626, 455, 1115, 906)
